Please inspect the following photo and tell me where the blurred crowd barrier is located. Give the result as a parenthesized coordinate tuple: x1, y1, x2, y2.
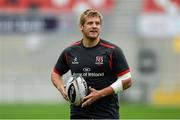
(136, 0, 180, 106)
(0, 0, 180, 106)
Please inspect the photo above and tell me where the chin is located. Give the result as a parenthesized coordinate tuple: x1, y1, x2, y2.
(88, 35, 99, 40)
(88, 37, 98, 40)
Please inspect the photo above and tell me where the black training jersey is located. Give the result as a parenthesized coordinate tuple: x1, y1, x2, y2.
(54, 39, 130, 119)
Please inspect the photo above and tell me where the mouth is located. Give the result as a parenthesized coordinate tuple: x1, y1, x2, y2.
(90, 30, 98, 33)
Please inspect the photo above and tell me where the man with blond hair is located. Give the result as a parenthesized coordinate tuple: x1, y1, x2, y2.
(51, 9, 132, 119)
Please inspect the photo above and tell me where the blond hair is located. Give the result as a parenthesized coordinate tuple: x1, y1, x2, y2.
(79, 9, 103, 26)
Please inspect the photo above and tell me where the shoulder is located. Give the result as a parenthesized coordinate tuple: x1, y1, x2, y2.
(100, 39, 124, 55)
(70, 41, 81, 46)
(63, 40, 81, 52)
(100, 39, 120, 50)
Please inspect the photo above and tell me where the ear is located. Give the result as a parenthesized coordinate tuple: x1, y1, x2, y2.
(80, 25, 83, 31)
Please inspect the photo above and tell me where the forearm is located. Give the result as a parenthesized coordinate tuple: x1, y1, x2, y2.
(51, 70, 68, 101)
(111, 72, 132, 93)
(96, 86, 114, 98)
(94, 78, 132, 99)
(82, 75, 132, 106)
(51, 71, 64, 91)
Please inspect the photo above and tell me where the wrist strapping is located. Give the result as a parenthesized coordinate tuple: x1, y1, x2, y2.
(110, 72, 131, 93)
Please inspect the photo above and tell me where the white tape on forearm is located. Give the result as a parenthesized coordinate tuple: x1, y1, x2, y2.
(110, 72, 131, 93)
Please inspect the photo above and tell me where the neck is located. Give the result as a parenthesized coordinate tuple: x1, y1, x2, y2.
(82, 37, 100, 48)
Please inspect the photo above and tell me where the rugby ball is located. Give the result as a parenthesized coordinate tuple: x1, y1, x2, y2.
(66, 75, 88, 106)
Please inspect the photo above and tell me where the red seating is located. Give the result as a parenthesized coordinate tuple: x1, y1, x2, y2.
(0, 0, 115, 13)
(143, 0, 180, 13)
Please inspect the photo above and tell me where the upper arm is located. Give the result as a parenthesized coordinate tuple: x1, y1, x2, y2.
(112, 47, 130, 77)
(53, 49, 70, 76)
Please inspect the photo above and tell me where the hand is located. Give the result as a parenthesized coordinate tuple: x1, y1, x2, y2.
(81, 87, 100, 108)
(61, 91, 68, 101)
(59, 85, 68, 101)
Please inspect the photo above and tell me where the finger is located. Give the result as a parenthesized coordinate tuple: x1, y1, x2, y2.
(62, 93, 68, 101)
(63, 95, 68, 101)
(81, 99, 91, 107)
(81, 102, 86, 107)
(83, 94, 92, 101)
(89, 87, 96, 92)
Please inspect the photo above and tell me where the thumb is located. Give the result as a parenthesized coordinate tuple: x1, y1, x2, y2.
(89, 87, 96, 92)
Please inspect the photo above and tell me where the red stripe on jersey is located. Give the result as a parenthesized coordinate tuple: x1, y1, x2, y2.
(65, 53, 68, 64)
(109, 53, 113, 70)
(53, 68, 61, 75)
(100, 42, 115, 49)
(71, 41, 81, 46)
(116, 69, 130, 77)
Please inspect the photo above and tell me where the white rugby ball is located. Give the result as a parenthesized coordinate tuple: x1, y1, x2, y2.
(66, 75, 88, 106)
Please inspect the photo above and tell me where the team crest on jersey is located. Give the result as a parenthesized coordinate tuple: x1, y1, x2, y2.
(72, 57, 79, 64)
(95, 56, 103, 65)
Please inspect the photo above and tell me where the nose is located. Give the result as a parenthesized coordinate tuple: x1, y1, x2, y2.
(92, 22, 97, 28)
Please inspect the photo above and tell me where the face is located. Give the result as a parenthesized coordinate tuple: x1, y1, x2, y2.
(80, 17, 101, 40)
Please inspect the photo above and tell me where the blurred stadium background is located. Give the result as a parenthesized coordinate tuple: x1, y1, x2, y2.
(0, 0, 180, 119)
